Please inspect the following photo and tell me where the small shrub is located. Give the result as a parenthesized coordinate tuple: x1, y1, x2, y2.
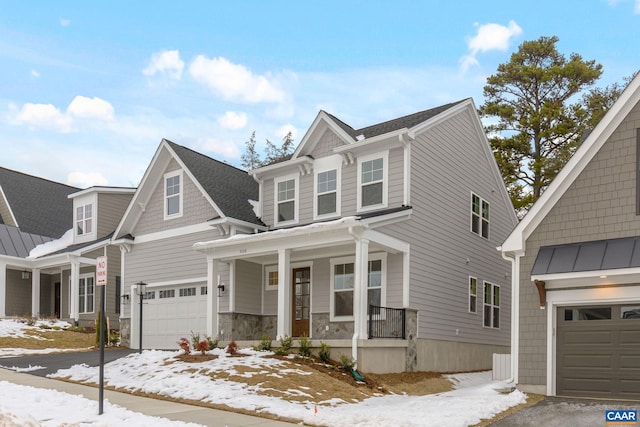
(319, 341, 331, 363)
(253, 334, 272, 351)
(207, 336, 219, 349)
(177, 337, 191, 354)
(190, 331, 201, 350)
(339, 354, 356, 372)
(226, 340, 238, 355)
(196, 339, 210, 355)
(109, 332, 120, 346)
(298, 334, 312, 357)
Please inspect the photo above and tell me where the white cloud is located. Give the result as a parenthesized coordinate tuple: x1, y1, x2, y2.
(275, 124, 297, 140)
(635, 0, 640, 13)
(461, 20, 522, 71)
(15, 103, 72, 132)
(189, 55, 286, 103)
(143, 50, 184, 80)
(67, 172, 109, 188)
(60, 18, 70, 27)
(30, 70, 40, 78)
(194, 137, 242, 159)
(218, 111, 247, 130)
(67, 96, 114, 121)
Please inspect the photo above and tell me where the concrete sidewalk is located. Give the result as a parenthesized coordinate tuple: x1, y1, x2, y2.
(0, 368, 300, 427)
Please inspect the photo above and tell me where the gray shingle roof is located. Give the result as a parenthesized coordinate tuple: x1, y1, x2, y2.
(0, 167, 79, 238)
(0, 224, 54, 258)
(325, 99, 469, 141)
(532, 236, 640, 275)
(165, 141, 263, 226)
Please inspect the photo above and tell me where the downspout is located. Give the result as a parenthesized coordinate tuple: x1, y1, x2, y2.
(500, 247, 521, 385)
(348, 226, 360, 364)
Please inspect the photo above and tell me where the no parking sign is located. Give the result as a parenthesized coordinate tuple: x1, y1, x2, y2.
(96, 256, 107, 286)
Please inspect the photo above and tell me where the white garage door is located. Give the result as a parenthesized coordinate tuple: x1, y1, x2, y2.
(141, 284, 208, 350)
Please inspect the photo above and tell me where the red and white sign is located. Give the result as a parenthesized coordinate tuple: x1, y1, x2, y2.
(96, 256, 107, 287)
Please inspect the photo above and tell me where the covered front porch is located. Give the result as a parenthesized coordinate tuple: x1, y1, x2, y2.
(194, 215, 417, 371)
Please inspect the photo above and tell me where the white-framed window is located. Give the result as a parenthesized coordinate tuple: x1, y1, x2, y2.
(483, 282, 500, 328)
(330, 253, 386, 320)
(179, 287, 196, 297)
(274, 174, 298, 225)
(315, 169, 339, 219)
(159, 289, 175, 299)
(78, 274, 95, 314)
(471, 193, 489, 239)
(201, 286, 208, 295)
(143, 291, 155, 300)
(264, 265, 279, 291)
(164, 170, 183, 219)
(357, 151, 388, 211)
(75, 204, 93, 236)
(469, 276, 477, 313)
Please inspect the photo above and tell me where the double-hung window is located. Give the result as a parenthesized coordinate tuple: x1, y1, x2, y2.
(471, 193, 489, 239)
(275, 174, 298, 225)
(358, 152, 388, 211)
(483, 282, 500, 328)
(165, 170, 183, 219)
(316, 169, 338, 217)
(76, 204, 93, 236)
(78, 274, 95, 314)
(331, 254, 386, 319)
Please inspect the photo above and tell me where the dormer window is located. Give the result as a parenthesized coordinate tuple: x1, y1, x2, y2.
(357, 151, 388, 211)
(76, 204, 93, 236)
(275, 174, 298, 225)
(164, 170, 183, 219)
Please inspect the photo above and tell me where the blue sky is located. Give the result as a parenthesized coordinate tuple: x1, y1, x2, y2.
(1, 0, 638, 188)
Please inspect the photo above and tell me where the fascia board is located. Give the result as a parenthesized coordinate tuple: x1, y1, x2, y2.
(290, 111, 355, 160)
(407, 98, 473, 138)
(332, 129, 406, 155)
(501, 73, 640, 253)
(0, 185, 18, 228)
(248, 156, 314, 179)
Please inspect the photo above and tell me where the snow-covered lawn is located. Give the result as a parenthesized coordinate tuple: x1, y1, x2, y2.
(0, 318, 527, 426)
(0, 318, 92, 357)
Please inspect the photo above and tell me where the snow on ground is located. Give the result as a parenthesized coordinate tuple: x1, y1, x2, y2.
(0, 381, 205, 427)
(51, 349, 527, 427)
(1, 319, 527, 426)
(0, 318, 71, 339)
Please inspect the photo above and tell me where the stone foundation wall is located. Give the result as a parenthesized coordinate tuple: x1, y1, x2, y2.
(218, 313, 274, 341)
(311, 312, 353, 339)
(120, 318, 130, 347)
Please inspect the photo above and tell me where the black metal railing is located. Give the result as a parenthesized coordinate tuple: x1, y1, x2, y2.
(368, 305, 406, 339)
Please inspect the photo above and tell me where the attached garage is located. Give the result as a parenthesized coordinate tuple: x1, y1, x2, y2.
(556, 304, 640, 399)
(141, 284, 208, 349)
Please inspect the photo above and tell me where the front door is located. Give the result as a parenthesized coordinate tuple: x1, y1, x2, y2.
(292, 267, 310, 337)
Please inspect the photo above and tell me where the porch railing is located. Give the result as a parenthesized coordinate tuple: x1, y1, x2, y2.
(368, 305, 406, 339)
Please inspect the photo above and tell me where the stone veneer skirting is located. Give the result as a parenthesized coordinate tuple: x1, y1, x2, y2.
(218, 313, 276, 341)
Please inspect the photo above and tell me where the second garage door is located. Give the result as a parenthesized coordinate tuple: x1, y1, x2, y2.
(142, 284, 208, 350)
(556, 304, 640, 399)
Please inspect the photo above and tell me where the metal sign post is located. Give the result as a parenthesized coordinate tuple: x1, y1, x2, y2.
(96, 256, 107, 415)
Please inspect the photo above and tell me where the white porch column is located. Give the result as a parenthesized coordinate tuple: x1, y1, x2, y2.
(31, 268, 41, 317)
(69, 259, 80, 322)
(206, 256, 218, 338)
(130, 283, 141, 350)
(403, 248, 411, 308)
(228, 260, 236, 313)
(353, 237, 370, 340)
(276, 249, 291, 339)
(0, 263, 6, 317)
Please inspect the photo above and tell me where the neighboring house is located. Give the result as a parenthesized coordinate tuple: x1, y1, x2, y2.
(0, 166, 134, 327)
(113, 139, 265, 349)
(191, 99, 518, 373)
(500, 72, 640, 399)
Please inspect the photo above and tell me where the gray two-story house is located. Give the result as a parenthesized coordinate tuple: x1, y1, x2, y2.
(192, 99, 518, 373)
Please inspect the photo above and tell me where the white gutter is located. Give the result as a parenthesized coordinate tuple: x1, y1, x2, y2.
(500, 246, 522, 385)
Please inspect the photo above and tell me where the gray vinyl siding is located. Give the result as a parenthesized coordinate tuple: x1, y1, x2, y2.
(123, 229, 219, 298)
(386, 252, 403, 308)
(518, 100, 640, 387)
(97, 193, 132, 238)
(341, 162, 357, 216)
(263, 264, 278, 315)
(298, 173, 314, 224)
(378, 108, 515, 347)
(134, 159, 219, 236)
(5, 269, 30, 316)
(309, 128, 345, 159)
(262, 179, 274, 227)
(234, 260, 262, 315)
(387, 146, 404, 208)
(312, 258, 330, 313)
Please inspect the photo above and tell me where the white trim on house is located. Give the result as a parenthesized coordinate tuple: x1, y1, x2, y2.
(274, 173, 299, 226)
(502, 73, 640, 253)
(357, 151, 389, 213)
(313, 155, 342, 221)
(289, 111, 355, 160)
(164, 169, 184, 220)
(0, 185, 18, 228)
(72, 192, 97, 244)
(545, 284, 640, 396)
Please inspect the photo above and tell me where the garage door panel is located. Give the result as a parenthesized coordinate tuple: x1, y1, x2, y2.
(557, 304, 640, 400)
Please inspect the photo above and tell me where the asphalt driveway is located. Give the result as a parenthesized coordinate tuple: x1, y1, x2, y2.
(489, 396, 639, 426)
(0, 348, 136, 376)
